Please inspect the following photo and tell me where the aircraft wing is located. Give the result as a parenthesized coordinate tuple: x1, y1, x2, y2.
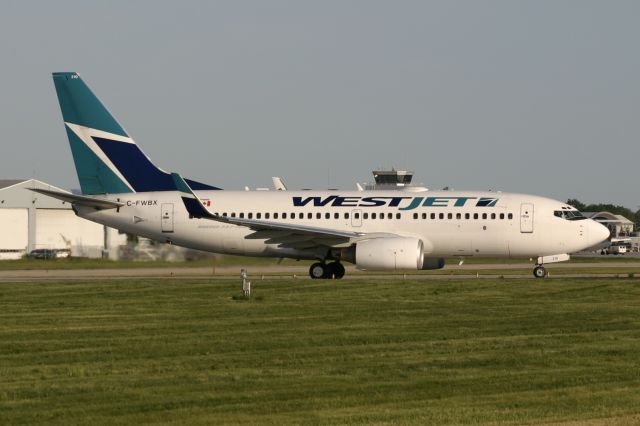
(171, 173, 390, 249)
(29, 188, 125, 210)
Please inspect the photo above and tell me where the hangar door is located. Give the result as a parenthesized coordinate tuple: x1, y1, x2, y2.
(35, 209, 104, 249)
(0, 208, 28, 250)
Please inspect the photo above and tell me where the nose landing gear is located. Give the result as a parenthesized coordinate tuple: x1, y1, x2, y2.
(309, 261, 346, 279)
(532, 254, 569, 279)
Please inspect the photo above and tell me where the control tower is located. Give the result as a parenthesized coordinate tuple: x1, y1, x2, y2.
(364, 169, 428, 191)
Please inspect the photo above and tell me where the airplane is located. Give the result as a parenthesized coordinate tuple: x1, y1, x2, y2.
(33, 72, 611, 279)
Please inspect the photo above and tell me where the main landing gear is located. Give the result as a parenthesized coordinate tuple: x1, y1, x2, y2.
(533, 265, 547, 279)
(309, 262, 346, 279)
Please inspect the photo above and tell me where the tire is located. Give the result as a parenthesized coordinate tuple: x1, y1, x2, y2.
(309, 262, 326, 279)
(328, 262, 346, 279)
(533, 266, 547, 279)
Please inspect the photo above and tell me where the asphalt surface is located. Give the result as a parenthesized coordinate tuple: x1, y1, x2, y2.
(0, 262, 638, 282)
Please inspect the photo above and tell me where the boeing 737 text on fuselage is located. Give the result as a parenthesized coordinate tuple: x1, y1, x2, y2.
(34, 72, 610, 279)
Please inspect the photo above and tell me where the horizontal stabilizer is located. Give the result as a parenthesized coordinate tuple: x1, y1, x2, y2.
(29, 188, 124, 210)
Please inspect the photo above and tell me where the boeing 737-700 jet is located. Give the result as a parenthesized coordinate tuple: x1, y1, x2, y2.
(33, 72, 610, 279)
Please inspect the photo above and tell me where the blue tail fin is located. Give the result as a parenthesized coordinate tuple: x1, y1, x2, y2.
(52, 72, 219, 194)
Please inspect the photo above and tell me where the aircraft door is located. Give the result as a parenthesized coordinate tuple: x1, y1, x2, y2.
(520, 203, 534, 233)
(351, 209, 362, 227)
(161, 203, 174, 233)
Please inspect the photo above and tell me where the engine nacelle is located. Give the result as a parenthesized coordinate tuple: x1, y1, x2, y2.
(355, 237, 424, 271)
(421, 257, 445, 270)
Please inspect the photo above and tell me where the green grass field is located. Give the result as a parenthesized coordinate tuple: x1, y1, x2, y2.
(2, 278, 640, 425)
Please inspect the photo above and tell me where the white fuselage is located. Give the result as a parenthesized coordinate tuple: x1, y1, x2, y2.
(76, 190, 608, 261)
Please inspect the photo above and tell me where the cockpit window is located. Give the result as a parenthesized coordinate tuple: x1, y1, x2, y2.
(554, 210, 586, 220)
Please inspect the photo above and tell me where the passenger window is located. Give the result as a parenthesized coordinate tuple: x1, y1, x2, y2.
(299, 213, 304, 219)
(388, 213, 393, 219)
(256, 213, 261, 219)
(482, 213, 487, 220)
(345, 212, 350, 219)
(283, 213, 287, 219)
(325, 212, 330, 219)
(316, 213, 321, 219)
(448, 213, 453, 219)
(231, 213, 236, 218)
(396, 213, 401, 219)
(508, 213, 513, 219)
(307, 213, 312, 219)
(372, 213, 377, 219)
(413, 213, 418, 219)
(465, 213, 470, 219)
(439, 213, 444, 219)
(456, 213, 461, 219)
(239, 213, 245, 218)
(223, 212, 227, 217)
(422, 213, 427, 219)
(334, 212, 339, 219)
(474, 213, 478, 219)
(273, 213, 278, 219)
(363, 213, 369, 219)
(431, 213, 436, 219)
(355, 212, 360, 219)
(500, 213, 505, 219)
(491, 213, 496, 219)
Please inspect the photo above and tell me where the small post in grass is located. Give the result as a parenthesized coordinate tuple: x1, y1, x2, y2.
(241, 268, 251, 297)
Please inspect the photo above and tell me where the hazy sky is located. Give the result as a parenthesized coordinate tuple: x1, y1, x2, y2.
(1, 1, 638, 208)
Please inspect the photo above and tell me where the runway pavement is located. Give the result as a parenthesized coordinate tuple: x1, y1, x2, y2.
(0, 261, 637, 282)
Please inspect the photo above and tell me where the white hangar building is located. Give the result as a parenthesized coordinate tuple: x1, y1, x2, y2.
(0, 179, 127, 260)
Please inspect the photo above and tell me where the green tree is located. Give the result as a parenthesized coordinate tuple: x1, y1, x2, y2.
(566, 199, 586, 211)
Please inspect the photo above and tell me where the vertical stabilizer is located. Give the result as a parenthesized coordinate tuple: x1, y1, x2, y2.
(52, 72, 219, 194)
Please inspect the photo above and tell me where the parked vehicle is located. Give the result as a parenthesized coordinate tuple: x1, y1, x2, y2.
(28, 249, 57, 259)
(608, 245, 627, 255)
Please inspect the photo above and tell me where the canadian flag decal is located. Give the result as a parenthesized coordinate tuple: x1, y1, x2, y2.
(201, 199, 211, 207)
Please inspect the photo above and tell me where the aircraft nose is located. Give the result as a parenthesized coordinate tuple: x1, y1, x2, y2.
(589, 220, 610, 246)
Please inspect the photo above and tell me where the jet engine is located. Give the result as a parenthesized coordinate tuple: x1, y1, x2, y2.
(355, 237, 424, 271)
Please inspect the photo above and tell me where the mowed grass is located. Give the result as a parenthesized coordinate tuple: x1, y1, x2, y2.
(1, 278, 640, 425)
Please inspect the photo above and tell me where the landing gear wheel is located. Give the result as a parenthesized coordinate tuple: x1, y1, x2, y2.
(309, 262, 326, 279)
(327, 262, 346, 279)
(533, 265, 547, 279)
